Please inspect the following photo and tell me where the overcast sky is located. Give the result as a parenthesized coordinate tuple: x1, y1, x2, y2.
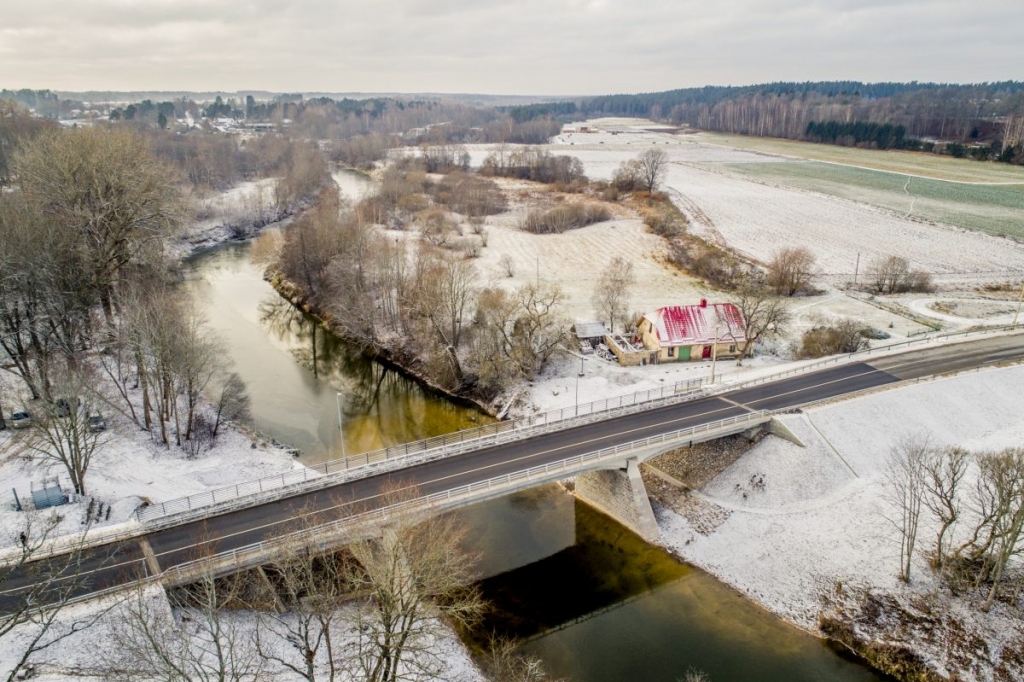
(1, 0, 1021, 96)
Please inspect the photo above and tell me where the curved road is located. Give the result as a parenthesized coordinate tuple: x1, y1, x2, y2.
(3, 333, 1023, 611)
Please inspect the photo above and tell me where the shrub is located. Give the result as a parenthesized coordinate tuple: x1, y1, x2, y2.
(640, 205, 686, 238)
(797, 319, 868, 358)
(520, 202, 611, 234)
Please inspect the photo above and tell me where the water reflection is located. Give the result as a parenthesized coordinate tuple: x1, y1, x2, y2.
(183, 175, 491, 464)
(459, 485, 886, 682)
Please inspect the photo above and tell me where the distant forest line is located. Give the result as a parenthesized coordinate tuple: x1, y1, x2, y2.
(509, 81, 1024, 164)
(4, 80, 1024, 165)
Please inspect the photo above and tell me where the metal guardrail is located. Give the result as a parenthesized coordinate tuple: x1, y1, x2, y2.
(712, 323, 1022, 394)
(138, 323, 1022, 527)
(136, 375, 708, 525)
(158, 410, 771, 584)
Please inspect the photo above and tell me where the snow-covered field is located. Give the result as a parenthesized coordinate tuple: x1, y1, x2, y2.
(0, 372, 303, 554)
(542, 120, 1024, 283)
(656, 364, 1024, 678)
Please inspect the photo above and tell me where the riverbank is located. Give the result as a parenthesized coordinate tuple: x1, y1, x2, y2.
(267, 272, 501, 419)
(647, 365, 1024, 681)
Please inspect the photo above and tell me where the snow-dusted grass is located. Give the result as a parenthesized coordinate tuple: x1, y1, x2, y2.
(691, 130, 1024, 184)
(0, 373, 302, 552)
(656, 364, 1024, 678)
(541, 120, 1024, 283)
(728, 160, 1024, 240)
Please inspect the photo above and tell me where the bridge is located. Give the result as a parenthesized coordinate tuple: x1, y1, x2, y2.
(2, 330, 1023, 612)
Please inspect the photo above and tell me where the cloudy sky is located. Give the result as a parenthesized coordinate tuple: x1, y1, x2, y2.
(1, 0, 1021, 95)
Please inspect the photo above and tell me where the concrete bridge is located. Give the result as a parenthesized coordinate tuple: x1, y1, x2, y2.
(2, 331, 1023, 612)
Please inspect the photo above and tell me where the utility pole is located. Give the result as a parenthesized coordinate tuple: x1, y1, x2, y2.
(853, 252, 860, 287)
(575, 355, 585, 416)
(710, 323, 720, 384)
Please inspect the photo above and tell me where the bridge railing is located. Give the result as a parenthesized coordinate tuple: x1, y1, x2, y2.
(138, 323, 1022, 527)
(711, 323, 1022, 393)
(158, 410, 771, 585)
(136, 374, 709, 525)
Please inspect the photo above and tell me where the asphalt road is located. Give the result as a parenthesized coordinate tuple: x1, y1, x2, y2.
(3, 333, 1023, 612)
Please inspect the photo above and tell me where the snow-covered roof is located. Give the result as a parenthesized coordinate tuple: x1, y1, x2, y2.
(573, 321, 609, 340)
(642, 303, 745, 346)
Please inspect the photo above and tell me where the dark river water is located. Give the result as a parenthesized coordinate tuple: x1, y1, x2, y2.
(182, 169, 885, 682)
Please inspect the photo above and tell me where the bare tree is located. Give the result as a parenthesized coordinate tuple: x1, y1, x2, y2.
(338, 486, 483, 682)
(866, 256, 933, 295)
(883, 435, 929, 583)
(1, 518, 113, 682)
(592, 256, 636, 333)
(637, 148, 669, 193)
(211, 372, 251, 438)
(500, 254, 515, 278)
(473, 283, 569, 390)
(254, 549, 349, 682)
(405, 247, 478, 387)
(921, 445, 970, 571)
(967, 448, 1024, 612)
(15, 126, 186, 322)
(733, 282, 790, 365)
(25, 366, 108, 495)
(483, 636, 565, 682)
(105, 573, 263, 682)
(766, 247, 816, 296)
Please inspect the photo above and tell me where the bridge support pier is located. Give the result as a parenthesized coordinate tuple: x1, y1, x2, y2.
(576, 457, 659, 541)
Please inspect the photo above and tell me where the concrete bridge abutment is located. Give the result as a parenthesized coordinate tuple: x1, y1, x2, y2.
(575, 457, 660, 541)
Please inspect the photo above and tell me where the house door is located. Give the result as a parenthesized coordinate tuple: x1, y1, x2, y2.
(701, 345, 712, 359)
(677, 345, 690, 361)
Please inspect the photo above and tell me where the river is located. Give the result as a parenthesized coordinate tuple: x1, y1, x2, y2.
(182, 169, 885, 682)
(184, 170, 488, 464)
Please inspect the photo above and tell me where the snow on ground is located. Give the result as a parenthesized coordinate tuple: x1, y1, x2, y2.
(654, 364, 1024, 676)
(475, 191, 708, 323)
(542, 120, 1024, 282)
(0, 585, 485, 682)
(0, 375, 303, 553)
(171, 179, 280, 258)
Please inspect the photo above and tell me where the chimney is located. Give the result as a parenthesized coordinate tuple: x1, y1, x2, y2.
(699, 298, 707, 308)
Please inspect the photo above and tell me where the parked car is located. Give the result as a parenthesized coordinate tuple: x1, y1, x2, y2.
(10, 411, 32, 428)
(87, 413, 106, 432)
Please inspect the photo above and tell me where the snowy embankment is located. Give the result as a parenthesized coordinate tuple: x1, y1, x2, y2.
(171, 178, 281, 258)
(655, 364, 1024, 679)
(0, 585, 485, 682)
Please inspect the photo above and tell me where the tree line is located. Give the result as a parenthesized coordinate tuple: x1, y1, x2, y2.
(0, 124, 256, 496)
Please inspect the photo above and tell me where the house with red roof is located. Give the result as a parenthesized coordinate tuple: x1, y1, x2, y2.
(635, 299, 746, 362)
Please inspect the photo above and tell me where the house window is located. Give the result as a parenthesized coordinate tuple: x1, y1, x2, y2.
(668, 346, 675, 357)
(729, 344, 736, 353)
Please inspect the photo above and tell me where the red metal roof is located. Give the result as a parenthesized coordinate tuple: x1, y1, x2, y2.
(646, 303, 745, 346)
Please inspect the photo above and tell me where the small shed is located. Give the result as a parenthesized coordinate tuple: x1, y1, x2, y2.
(572, 321, 610, 355)
(31, 477, 68, 510)
(573, 321, 609, 343)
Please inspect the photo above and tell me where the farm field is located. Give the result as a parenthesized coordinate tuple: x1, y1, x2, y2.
(724, 160, 1024, 239)
(692, 130, 1024, 184)
(541, 123, 1024, 285)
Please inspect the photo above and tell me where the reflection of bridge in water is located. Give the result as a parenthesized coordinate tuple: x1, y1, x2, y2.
(3, 332, 1023, 613)
(471, 497, 688, 643)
